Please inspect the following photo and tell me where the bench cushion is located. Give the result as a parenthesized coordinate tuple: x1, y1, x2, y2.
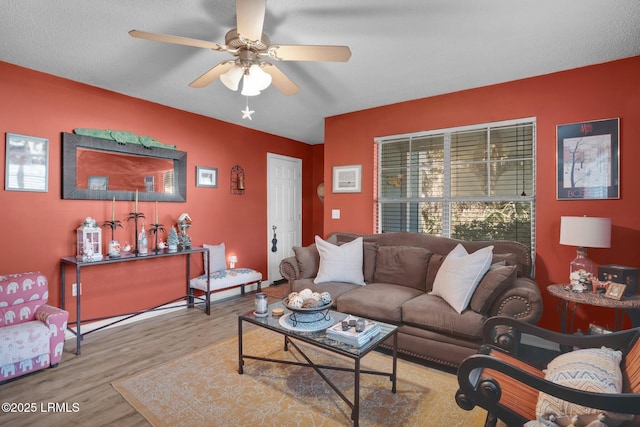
(190, 268, 261, 292)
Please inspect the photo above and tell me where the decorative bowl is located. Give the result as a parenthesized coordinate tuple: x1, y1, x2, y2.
(282, 297, 332, 313)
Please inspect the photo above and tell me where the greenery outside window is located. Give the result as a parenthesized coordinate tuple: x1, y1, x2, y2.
(375, 118, 536, 251)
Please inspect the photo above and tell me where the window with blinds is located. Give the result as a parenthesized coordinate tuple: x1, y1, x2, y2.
(375, 118, 536, 250)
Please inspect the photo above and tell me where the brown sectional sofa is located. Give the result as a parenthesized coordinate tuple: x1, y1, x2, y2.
(279, 231, 543, 367)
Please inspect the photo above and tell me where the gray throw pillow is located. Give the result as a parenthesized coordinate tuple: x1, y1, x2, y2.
(373, 246, 431, 290)
(293, 244, 319, 279)
(469, 265, 517, 314)
(363, 242, 378, 283)
(492, 252, 524, 276)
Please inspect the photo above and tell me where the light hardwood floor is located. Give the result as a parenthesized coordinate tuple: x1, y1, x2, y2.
(0, 293, 261, 427)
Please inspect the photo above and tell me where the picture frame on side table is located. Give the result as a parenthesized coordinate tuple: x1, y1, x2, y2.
(5, 132, 49, 192)
(605, 283, 626, 300)
(556, 118, 619, 200)
(332, 164, 362, 193)
(196, 166, 218, 188)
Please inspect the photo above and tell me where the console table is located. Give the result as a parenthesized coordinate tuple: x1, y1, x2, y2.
(547, 284, 640, 333)
(61, 246, 209, 355)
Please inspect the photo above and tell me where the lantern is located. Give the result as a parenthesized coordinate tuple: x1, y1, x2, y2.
(76, 217, 103, 262)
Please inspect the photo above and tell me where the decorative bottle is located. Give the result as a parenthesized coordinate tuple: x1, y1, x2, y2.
(138, 224, 148, 256)
(167, 226, 178, 253)
(569, 247, 593, 291)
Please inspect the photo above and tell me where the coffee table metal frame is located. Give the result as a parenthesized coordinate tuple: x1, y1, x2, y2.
(238, 301, 398, 427)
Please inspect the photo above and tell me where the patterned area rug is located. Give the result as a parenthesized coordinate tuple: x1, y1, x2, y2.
(112, 329, 486, 426)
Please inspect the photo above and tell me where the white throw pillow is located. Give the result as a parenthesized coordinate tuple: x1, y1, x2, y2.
(314, 236, 365, 285)
(204, 243, 227, 274)
(430, 244, 494, 313)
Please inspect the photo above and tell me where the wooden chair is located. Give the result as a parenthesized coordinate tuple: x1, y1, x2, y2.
(455, 316, 640, 427)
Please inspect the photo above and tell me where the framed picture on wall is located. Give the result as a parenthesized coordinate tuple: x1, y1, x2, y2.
(332, 164, 362, 193)
(196, 166, 218, 188)
(556, 118, 619, 200)
(5, 132, 49, 192)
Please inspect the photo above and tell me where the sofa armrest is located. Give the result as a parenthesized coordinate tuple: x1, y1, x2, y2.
(35, 304, 69, 366)
(487, 277, 543, 325)
(279, 256, 300, 282)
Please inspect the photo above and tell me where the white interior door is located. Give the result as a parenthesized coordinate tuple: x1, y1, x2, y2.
(267, 153, 302, 284)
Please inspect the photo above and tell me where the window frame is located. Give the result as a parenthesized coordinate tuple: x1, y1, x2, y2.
(374, 117, 536, 254)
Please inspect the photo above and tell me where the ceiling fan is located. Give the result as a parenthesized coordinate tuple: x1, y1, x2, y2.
(129, 0, 351, 96)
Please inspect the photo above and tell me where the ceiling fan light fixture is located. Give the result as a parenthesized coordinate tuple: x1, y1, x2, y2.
(220, 64, 244, 91)
(129, 0, 351, 96)
(249, 64, 272, 91)
(241, 73, 261, 96)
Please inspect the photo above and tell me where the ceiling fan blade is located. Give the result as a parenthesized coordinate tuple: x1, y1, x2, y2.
(236, 0, 266, 43)
(262, 63, 299, 96)
(268, 45, 352, 62)
(129, 30, 225, 51)
(189, 61, 236, 88)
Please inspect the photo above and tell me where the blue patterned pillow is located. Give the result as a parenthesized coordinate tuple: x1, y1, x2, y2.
(536, 347, 632, 427)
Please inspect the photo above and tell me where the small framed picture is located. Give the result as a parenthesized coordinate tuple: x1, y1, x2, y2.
(88, 176, 108, 191)
(196, 166, 218, 188)
(604, 283, 626, 300)
(5, 132, 49, 192)
(332, 164, 362, 193)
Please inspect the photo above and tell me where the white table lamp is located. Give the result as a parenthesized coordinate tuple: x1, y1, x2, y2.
(229, 255, 238, 269)
(560, 216, 611, 289)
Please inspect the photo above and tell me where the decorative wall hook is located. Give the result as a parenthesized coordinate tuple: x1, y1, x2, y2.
(231, 165, 245, 195)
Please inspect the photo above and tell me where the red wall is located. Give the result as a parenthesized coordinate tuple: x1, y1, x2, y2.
(0, 61, 316, 322)
(310, 144, 325, 244)
(323, 55, 640, 331)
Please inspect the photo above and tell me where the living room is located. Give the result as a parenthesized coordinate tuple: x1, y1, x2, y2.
(3, 54, 640, 334)
(2, 1, 640, 425)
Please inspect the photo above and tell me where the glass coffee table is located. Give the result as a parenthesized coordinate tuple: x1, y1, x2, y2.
(238, 301, 399, 427)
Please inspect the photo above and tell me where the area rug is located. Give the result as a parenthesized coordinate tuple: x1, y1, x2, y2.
(112, 329, 486, 426)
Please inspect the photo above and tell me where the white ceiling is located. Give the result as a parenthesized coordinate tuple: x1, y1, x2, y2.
(2, 0, 639, 144)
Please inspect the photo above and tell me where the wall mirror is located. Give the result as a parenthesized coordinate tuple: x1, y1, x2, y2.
(62, 132, 187, 202)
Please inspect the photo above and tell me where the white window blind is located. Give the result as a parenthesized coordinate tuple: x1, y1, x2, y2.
(375, 118, 536, 250)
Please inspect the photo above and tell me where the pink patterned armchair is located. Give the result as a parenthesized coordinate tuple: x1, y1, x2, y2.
(0, 272, 69, 382)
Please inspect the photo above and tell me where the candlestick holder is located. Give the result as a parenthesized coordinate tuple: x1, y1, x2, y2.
(150, 223, 165, 253)
(127, 212, 145, 254)
(102, 219, 124, 258)
(102, 219, 123, 241)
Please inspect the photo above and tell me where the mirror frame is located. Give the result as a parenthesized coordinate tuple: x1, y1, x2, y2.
(62, 132, 187, 202)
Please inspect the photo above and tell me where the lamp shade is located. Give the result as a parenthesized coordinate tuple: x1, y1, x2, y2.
(248, 64, 272, 91)
(229, 255, 238, 269)
(220, 65, 243, 91)
(560, 216, 611, 248)
(241, 73, 261, 96)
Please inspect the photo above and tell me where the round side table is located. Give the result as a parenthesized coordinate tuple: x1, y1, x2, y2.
(547, 284, 640, 333)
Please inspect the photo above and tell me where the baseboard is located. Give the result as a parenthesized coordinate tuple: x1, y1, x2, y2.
(64, 281, 269, 341)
